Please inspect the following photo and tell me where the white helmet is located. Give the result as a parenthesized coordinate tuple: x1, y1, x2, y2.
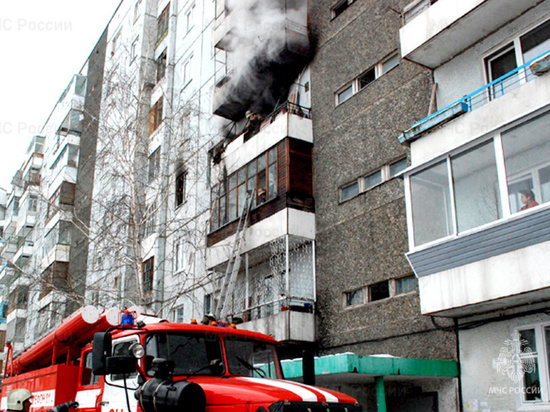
(7, 389, 33, 411)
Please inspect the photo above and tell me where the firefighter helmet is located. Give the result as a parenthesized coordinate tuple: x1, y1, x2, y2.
(7, 389, 33, 411)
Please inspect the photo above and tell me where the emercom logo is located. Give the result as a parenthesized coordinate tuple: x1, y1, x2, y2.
(493, 334, 536, 384)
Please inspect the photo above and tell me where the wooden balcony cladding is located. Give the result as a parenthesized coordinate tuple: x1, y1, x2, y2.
(207, 137, 314, 247)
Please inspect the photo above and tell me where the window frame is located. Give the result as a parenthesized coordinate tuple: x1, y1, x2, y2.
(335, 52, 400, 106)
(339, 157, 407, 203)
(514, 323, 550, 405)
(405, 110, 550, 250)
(210, 147, 278, 231)
(157, 4, 170, 44)
(149, 97, 164, 135)
(142, 257, 154, 295)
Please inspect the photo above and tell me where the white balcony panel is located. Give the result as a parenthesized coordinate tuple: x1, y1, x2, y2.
(410, 70, 550, 166)
(223, 113, 312, 175)
(400, 0, 540, 68)
(41, 244, 70, 270)
(48, 166, 78, 198)
(213, 12, 232, 50)
(206, 208, 315, 269)
(419, 240, 550, 316)
(238, 311, 315, 342)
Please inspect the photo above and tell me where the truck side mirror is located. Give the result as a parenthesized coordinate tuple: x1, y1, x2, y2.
(92, 332, 112, 375)
(106, 356, 137, 375)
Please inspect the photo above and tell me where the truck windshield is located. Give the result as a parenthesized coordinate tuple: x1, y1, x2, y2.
(224, 337, 279, 378)
(145, 332, 224, 376)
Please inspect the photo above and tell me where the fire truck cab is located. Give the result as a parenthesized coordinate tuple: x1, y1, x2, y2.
(1, 308, 361, 412)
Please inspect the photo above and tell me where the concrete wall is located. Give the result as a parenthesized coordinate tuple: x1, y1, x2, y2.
(309, 0, 456, 359)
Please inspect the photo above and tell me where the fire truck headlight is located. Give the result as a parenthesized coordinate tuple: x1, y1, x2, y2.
(130, 343, 145, 359)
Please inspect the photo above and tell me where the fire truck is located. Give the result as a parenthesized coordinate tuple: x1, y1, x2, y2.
(0, 306, 361, 412)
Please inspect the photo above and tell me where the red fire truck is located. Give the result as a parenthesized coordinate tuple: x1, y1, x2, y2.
(0, 306, 361, 412)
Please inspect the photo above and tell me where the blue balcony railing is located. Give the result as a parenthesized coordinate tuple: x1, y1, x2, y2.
(399, 50, 550, 144)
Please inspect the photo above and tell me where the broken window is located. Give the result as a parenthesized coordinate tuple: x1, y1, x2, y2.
(175, 170, 186, 207)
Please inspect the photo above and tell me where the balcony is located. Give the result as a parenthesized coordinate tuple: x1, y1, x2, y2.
(403, 90, 550, 316)
(400, 0, 541, 68)
(209, 235, 316, 342)
(402, 51, 550, 166)
(13, 238, 34, 265)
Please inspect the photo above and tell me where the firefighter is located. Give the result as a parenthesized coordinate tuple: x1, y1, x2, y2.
(6, 389, 78, 412)
(7, 389, 33, 412)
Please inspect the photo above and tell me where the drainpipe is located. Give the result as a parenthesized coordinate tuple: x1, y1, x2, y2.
(374, 376, 387, 412)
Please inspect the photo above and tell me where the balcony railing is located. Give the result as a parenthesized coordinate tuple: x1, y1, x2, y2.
(399, 50, 550, 144)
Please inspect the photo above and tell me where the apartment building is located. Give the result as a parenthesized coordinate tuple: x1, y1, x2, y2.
(399, 0, 550, 409)
(0, 31, 107, 348)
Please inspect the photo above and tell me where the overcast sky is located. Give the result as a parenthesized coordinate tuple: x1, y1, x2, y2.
(0, 0, 121, 191)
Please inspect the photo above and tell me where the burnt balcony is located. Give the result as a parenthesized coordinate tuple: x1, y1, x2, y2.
(400, 0, 541, 68)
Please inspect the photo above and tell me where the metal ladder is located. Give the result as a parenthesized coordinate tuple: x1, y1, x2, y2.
(217, 190, 255, 320)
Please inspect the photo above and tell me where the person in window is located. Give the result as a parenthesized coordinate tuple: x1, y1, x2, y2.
(520, 190, 539, 210)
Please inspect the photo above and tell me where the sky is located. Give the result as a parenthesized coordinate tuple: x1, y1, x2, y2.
(0, 0, 122, 192)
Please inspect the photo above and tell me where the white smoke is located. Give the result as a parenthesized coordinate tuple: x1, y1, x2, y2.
(219, 0, 309, 116)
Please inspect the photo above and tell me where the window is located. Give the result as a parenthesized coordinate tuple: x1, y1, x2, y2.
(175, 171, 186, 207)
(149, 97, 163, 135)
(172, 306, 184, 323)
(341, 181, 359, 202)
(29, 195, 38, 212)
(156, 49, 167, 83)
(133, 0, 142, 23)
(369, 280, 389, 302)
(183, 55, 193, 86)
(157, 4, 170, 43)
(409, 161, 452, 246)
(484, 19, 550, 97)
(335, 52, 399, 105)
(331, 0, 354, 19)
(210, 147, 278, 231)
(451, 141, 501, 233)
(148, 148, 160, 182)
(502, 112, 550, 214)
(144, 202, 156, 237)
(339, 157, 407, 203)
(130, 36, 139, 64)
(81, 351, 100, 386)
(185, 4, 195, 32)
(513, 324, 550, 404)
(111, 30, 121, 55)
(337, 85, 353, 105)
(344, 289, 364, 307)
(364, 170, 382, 190)
(407, 111, 550, 248)
(204, 293, 212, 315)
(395, 275, 417, 295)
(142, 257, 154, 294)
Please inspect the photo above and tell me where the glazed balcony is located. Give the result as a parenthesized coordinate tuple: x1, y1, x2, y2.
(400, 0, 541, 68)
(403, 76, 550, 316)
